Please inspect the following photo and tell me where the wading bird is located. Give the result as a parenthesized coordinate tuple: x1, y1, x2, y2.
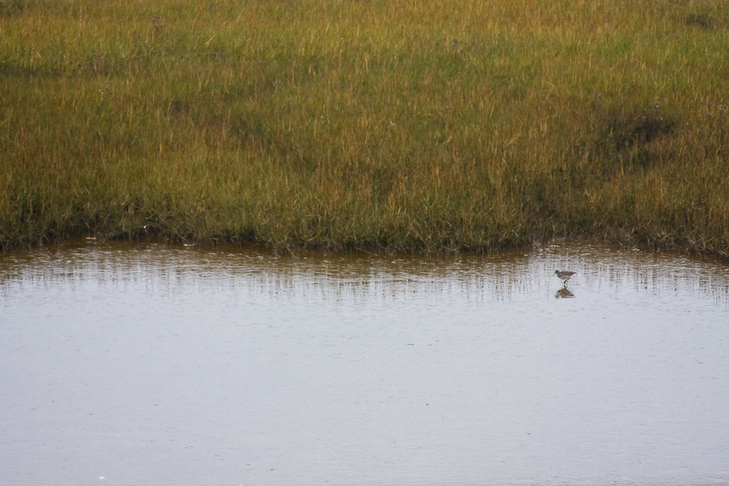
(554, 270, 576, 284)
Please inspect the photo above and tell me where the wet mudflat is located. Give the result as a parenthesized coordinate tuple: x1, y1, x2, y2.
(1, 241, 728, 485)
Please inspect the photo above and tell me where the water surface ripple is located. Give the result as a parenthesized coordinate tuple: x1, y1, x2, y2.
(1, 241, 728, 485)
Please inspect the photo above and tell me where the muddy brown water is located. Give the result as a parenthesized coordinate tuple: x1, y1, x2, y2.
(1, 241, 728, 485)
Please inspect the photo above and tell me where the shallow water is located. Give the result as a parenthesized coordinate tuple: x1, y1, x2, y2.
(1, 241, 728, 486)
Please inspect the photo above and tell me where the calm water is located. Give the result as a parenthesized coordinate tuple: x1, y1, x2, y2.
(1, 241, 728, 486)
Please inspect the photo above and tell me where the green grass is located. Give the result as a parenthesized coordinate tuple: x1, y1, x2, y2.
(2, 0, 728, 256)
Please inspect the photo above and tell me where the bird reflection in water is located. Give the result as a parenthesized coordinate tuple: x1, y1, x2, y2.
(555, 287, 575, 299)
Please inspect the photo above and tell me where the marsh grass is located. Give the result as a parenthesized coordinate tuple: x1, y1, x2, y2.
(2, 0, 728, 256)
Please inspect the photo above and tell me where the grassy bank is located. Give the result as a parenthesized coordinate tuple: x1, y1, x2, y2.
(2, 0, 728, 256)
